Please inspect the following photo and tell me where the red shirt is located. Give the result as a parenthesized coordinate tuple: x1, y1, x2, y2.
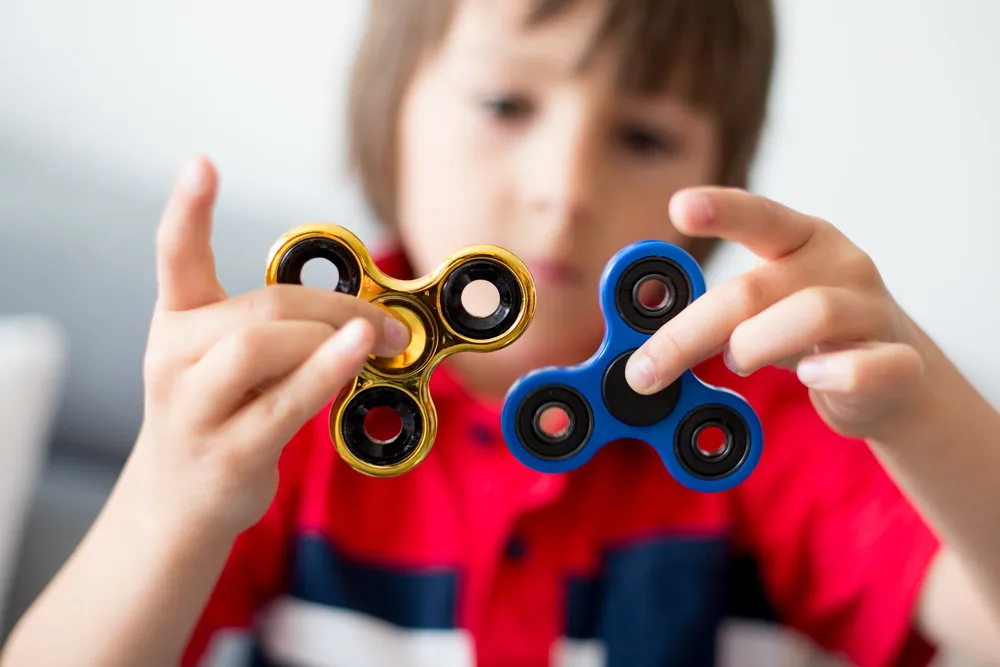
(182, 250, 940, 667)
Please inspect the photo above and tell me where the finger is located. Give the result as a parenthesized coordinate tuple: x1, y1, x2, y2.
(796, 342, 923, 396)
(227, 318, 375, 459)
(170, 284, 411, 360)
(155, 156, 227, 311)
(625, 261, 809, 394)
(669, 187, 818, 261)
(725, 287, 895, 375)
(771, 340, 857, 372)
(182, 320, 340, 426)
(769, 341, 854, 372)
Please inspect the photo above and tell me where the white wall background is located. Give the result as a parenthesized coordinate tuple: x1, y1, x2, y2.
(0, 0, 375, 235)
(0, 1, 997, 665)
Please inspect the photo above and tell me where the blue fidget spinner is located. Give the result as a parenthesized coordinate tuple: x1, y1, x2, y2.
(500, 240, 763, 492)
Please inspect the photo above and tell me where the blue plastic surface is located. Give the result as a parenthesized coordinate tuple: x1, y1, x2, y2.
(500, 240, 763, 492)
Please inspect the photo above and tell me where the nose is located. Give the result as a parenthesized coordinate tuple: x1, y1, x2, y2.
(519, 103, 601, 229)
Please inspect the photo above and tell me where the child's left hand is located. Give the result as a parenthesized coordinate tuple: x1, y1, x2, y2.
(625, 187, 926, 440)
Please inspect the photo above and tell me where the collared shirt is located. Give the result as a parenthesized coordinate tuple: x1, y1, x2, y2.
(182, 250, 939, 667)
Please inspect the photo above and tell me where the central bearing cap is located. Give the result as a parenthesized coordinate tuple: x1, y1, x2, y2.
(370, 297, 433, 376)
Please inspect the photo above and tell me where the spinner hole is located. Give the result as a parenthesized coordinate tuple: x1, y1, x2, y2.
(300, 257, 341, 290)
(694, 423, 732, 460)
(534, 403, 573, 441)
(633, 275, 674, 315)
(363, 406, 403, 444)
(461, 279, 501, 318)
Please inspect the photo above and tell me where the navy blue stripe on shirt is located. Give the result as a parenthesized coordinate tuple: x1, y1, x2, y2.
(725, 552, 778, 623)
(289, 533, 459, 630)
(564, 535, 729, 666)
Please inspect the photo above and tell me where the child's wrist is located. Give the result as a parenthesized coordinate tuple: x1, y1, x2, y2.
(110, 447, 243, 558)
(106, 484, 239, 586)
(866, 319, 965, 448)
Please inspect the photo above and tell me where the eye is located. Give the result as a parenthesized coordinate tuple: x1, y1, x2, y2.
(619, 123, 679, 158)
(480, 93, 533, 122)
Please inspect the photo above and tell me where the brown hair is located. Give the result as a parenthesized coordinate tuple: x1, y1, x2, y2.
(347, 0, 775, 246)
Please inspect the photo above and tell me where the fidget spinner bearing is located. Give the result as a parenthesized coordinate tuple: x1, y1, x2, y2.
(266, 224, 535, 477)
(501, 240, 763, 492)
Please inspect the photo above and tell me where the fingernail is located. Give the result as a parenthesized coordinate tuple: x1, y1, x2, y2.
(178, 157, 207, 195)
(797, 359, 830, 389)
(691, 193, 714, 224)
(625, 353, 658, 394)
(723, 346, 750, 377)
(384, 316, 411, 350)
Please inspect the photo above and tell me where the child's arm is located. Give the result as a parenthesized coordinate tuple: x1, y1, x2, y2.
(873, 320, 1000, 660)
(0, 465, 238, 667)
(0, 156, 411, 667)
(625, 187, 1000, 659)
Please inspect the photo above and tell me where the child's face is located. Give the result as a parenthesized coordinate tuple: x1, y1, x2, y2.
(396, 0, 720, 395)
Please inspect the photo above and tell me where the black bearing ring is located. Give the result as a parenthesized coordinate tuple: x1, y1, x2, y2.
(441, 259, 523, 341)
(615, 257, 691, 334)
(514, 385, 593, 460)
(674, 404, 751, 480)
(276, 236, 362, 296)
(341, 386, 423, 467)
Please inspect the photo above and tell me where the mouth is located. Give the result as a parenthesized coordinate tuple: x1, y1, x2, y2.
(524, 258, 585, 286)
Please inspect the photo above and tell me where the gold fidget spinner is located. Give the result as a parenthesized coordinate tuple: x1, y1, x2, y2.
(265, 224, 535, 477)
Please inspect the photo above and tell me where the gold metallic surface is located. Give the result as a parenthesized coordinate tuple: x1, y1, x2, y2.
(265, 223, 535, 476)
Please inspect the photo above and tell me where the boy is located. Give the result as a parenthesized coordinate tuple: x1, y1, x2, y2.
(5, 0, 1000, 665)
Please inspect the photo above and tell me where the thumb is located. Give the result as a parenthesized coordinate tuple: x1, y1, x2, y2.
(155, 156, 227, 311)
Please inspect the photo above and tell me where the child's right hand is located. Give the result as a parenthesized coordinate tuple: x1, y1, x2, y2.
(129, 156, 411, 540)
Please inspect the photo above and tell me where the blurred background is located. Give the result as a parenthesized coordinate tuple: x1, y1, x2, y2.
(1, 1, 998, 665)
